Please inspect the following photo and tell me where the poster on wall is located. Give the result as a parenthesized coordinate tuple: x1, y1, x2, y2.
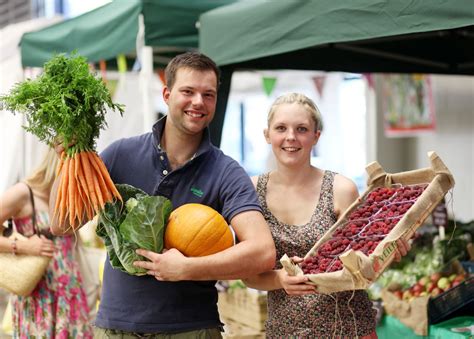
(381, 74, 436, 137)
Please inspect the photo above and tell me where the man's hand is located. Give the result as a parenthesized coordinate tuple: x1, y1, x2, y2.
(133, 248, 188, 281)
(52, 137, 76, 156)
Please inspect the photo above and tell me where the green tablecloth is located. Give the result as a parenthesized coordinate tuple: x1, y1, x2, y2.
(377, 315, 474, 338)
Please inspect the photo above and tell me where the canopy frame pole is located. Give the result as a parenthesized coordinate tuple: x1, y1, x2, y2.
(138, 14, 154, 133)
(333, 43, 449, 69)
(459, 61, 474, 70)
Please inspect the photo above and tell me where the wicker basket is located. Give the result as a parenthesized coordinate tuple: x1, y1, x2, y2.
(0, 232, 50, 296)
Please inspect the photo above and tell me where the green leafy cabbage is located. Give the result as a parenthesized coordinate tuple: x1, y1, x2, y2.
(96, 184, 172, 275)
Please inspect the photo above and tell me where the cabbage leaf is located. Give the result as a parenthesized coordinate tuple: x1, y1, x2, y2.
(96, 184, 172, 275)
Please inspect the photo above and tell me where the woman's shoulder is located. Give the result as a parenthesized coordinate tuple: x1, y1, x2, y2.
(0, 182, 30, 218)
(6, 182, 30, 200)
(332, 173, 357, 191)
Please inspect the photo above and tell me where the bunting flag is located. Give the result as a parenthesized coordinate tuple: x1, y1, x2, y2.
(312, 75, 327, 98)
(117, 54, 127, 73)
(157, 69, 166, 86)
(363, 73, 374, 90)
(262, 76, 277, 97)
(99, 59, 107, 83)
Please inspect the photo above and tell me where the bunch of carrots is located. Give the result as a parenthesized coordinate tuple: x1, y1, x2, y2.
(0, 52, 124, 231)
(55, 149, 122, 230)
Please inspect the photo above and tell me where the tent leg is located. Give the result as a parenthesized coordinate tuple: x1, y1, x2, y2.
(210, 66, 233, 147)
(138, 14, 154, 133)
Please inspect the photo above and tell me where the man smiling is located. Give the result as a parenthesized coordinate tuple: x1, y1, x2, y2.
(91, 52, 276, 338)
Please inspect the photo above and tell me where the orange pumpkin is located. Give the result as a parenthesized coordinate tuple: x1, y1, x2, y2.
(164, 203, 234, 257)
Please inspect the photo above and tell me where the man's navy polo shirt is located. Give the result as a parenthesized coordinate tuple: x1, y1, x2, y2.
(95, 117, 262, 333)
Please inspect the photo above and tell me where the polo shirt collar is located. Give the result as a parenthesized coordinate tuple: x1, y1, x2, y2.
(152, 116, 212, 158)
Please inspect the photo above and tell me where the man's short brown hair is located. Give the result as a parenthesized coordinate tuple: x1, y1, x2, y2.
(165, 52, 220, 90)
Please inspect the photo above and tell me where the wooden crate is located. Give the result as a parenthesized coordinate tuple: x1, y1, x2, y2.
(218, 289, 267, 331)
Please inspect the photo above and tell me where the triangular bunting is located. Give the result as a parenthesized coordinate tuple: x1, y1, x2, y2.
(117, 54, 127, 73)
(312, 75, 327, 98)
(363, 73, 374, 90)
(99, 59, 107, 83)
(262, 76, 277, 96)
(157, 69, 166, 86)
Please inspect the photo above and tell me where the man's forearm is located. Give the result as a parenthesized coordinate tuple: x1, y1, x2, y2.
(182, 240, 275, 281)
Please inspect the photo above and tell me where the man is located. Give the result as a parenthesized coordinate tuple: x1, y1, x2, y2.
(51, 52, 276, 338)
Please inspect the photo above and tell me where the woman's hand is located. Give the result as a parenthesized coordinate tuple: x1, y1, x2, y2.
(277, 256, 317, 295)
(393, 238, 411, 262)
(18, 235, 55, 257)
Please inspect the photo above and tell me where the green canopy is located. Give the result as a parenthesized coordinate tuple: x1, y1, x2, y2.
(200, 0, 474, 146)
(200, 0, 474, 75)
(20, 0, 236, 68)
(143, 0, 236, 49)
(21, 0, 141, 67)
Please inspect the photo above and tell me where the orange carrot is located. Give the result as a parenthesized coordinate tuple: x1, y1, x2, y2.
(87, 151, 112, 203)
(75, 154, 94, 220)
(91, 152, 122, 201)
(74, 153, 87, 223)
(68, 156, 76, 227)
(91, 166, 104, 209)
(55, 153, 65, 177)
(58, 157, 70, 225)
(54, 171, 63, 218)
(80, 152, 100, 214)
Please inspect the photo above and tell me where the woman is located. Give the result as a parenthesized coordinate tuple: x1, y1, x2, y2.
(244, 93, 408, 338)
(0, 148, 92, 338)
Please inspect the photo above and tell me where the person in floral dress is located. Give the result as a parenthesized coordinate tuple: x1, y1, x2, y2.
(0, 148, 92, 338)
(244, 93, 409, 338)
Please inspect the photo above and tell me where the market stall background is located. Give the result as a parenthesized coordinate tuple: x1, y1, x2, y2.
(1, 2, 472, 240)
(0, 0, 237, 196)
(199, 0, 474, 222)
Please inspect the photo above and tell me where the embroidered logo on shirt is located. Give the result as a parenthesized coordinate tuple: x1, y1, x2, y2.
(190, 187, 204, 197)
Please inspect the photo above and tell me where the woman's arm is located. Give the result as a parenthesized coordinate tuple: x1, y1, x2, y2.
(0, 184, 55, 256)
(0, 183, 29, 227)
(244, 264, 316, 295)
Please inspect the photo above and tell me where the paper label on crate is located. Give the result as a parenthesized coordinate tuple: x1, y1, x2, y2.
(374, 241, 398, 270)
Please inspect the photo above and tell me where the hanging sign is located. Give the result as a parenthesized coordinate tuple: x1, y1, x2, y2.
(381, 74, 436, 137)
(432, 198, 448, 240)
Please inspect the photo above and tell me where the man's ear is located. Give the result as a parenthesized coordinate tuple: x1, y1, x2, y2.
(264, 129, 270, 144)
(162, 86, 170, 104)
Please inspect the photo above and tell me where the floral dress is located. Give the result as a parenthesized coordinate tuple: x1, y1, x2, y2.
(11, 211, 93, 339)
(256, 171, 377, 338)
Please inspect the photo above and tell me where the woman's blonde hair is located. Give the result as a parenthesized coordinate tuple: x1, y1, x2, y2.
(24, 148, 59, 192)
(267, 93, 323, 132)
